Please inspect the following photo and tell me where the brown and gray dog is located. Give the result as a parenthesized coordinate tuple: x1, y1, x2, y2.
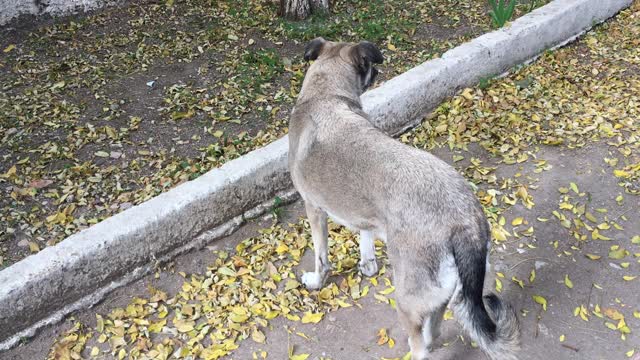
(288, 37, 520, 360)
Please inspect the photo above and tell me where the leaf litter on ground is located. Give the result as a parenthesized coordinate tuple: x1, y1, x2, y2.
(43, 1, 640, 359)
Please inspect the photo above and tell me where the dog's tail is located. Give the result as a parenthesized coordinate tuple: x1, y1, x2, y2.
(450, 225, 520, 360)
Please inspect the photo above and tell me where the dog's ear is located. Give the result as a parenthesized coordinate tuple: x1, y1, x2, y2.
(350, 41, 384, 70)
(304, 37, 327, 61)
(350, 41, 384, 89)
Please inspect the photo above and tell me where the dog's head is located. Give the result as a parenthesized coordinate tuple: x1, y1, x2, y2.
(303, 37, 384, 94)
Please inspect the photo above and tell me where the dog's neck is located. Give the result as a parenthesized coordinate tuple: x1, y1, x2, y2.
(297, 67, 363, 109)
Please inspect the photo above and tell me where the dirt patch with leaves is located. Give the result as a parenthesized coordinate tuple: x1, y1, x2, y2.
(0, 0, 551, 267)
(16, 3, 637, 360)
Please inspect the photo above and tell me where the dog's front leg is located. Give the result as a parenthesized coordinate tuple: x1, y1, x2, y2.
(301, 202, 330, 290)
(359, 231, 379, 277)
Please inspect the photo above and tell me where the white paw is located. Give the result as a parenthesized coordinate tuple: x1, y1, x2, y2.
(359, 258, 379, 277)
(301, 272, 324, 290)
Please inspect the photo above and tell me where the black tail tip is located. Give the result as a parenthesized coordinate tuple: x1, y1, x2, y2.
(484, 293, 502, 314)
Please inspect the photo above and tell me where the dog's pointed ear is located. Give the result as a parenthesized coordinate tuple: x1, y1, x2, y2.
(304, 37, 327, 61)
(350, 41, 384, 90)
(350, 41, 384, 72)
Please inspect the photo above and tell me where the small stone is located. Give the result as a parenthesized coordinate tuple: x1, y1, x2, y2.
(534, 260, 547, 270)
(17, 239, 29, 247)
(120, 202, 133, 210)
(110, 151, 122, 159)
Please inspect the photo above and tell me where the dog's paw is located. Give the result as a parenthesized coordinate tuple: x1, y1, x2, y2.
(359, 258, 379, 277)
(301, 272, 324, 290)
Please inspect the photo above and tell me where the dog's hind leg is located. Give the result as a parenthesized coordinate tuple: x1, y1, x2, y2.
(301, 201, 330, 290)
(358, 230, 379, 277)
(397, 305, 430, 360)
(426, 302, 448, 343)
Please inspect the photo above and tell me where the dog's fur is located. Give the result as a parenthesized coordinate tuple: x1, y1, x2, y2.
(288, 37, 520, 360)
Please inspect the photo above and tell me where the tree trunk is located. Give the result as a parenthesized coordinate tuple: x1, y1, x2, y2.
(279, 0, 330, 20)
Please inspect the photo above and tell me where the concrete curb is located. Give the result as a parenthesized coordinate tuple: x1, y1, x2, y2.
(0, 0, 119, 26)
(0, 0, 632, 350)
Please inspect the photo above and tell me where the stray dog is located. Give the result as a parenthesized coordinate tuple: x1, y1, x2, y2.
(288, 37, 520, 360)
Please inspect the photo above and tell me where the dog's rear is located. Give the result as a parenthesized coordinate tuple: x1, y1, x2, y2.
(289, 37, 520, 360)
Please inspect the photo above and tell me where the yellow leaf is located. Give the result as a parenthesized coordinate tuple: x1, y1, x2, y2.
(609, 248, 627, 259)
(495, 278, 502, 292)
(586, 254, 602, 260)
(174, 319, 195, 332)
(512, 217, 523, 226)
(377, 328, 389, 345)
(614, 169, 630, 178)
(217, 267, 236, 276)
(148, 319, 166, 333)
(461, 88, 474, 100)
(585, 212, 598, 222)
(570, 182, 579, 194)
(605, 322, 617, 330)
(229, 313, 250, 323)
(3, 44, 15, 53)
(604, 308, 624, 321)
(598, 223, 611, 230)
(532, 295, 547, 311)
(592, 229, 611, 241)
(2, 165, 17, 178)
(301, 312, 323, 324)
(626, 349, 635, 358)
(379, 286, 395, 295)
(252, 329, 266, 343)
(443, 309, 454, 320)
(623, 276, 637, 281)
(387, 43, 396, 51)
(559, 335, 565, 342)
(511, 277, 524, 288)
(90, 347, 100, 357)
(285, 279, 300, 291)
(564, 275, 574, 289)
(290, 354, 310, 360)
(28, 242, 41, 253)
(491, 225, 510, 241)
(276, 243, 289, 254)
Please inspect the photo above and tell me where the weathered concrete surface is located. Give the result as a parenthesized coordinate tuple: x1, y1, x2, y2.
(3, 142, 638, 360)
(0, 0, 633, 351)
(0, 0, 119, 26)
(362, 0, 634, 136)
